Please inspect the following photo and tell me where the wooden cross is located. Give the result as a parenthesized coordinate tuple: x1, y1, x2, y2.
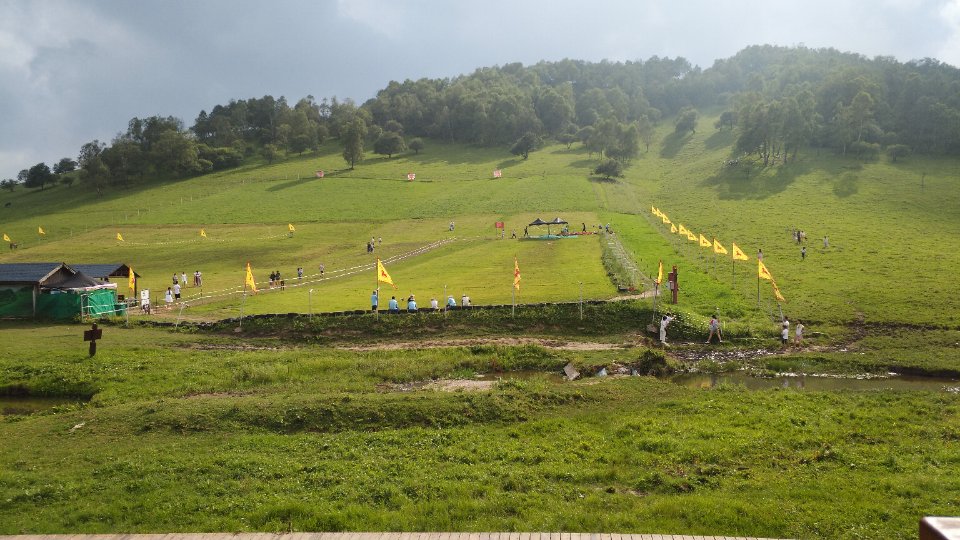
(83, 323, 102, 357)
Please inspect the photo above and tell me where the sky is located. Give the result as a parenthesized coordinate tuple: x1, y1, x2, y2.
(2, 0, 959, 180)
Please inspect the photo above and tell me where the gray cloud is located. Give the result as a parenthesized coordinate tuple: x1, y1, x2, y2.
(1, 0, 958, 179)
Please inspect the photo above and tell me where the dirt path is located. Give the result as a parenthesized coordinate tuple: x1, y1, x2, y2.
(338, 337, 636, 352)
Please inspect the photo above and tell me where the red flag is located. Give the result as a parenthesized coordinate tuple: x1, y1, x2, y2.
(315, 170, 324, 178)
(493, 169, 502, 178)
(407, 172, 416, 181)
(495, 221, 504, 229)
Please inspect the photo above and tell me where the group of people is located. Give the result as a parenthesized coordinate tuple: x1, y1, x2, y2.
(780, 318, 805, 346)
(164, 270, 204, 306)
(792, 228, 832, 260)
(172, 271, 203, 288)
(365, 237, 383, 253)
(657, 313, 804, 347)
(268, 270, 285, 289)
(371, 290, 470, 313)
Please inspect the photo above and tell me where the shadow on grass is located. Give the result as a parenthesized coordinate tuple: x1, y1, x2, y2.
(569, 158, 599, 169)
(704, 129, 736, 151)
(660, 131, 693, 158)
(832, 172, 859, 198)
(588, 176, 620, 184)
(701, 159, 813, 200)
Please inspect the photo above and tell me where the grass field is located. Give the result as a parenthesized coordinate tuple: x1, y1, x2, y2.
(1, 323, 959, 539)
(2, 114, 960, 538)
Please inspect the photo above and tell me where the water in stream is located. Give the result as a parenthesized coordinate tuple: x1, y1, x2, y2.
(0, 397, 85, 416)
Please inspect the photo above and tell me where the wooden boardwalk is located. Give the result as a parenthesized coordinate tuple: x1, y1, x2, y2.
(0, 532, 793, 540)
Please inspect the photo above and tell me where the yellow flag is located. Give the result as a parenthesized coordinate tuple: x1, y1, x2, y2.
(288, 223, 296, 232)
(651, 206, 657, 216)
(38, 226, 45, 235)
(128, 267, 136, 292)
(245, 262, 258, 293)
(686, 231, 697, 242)
(670, 224, 677, 234)
(731, 242, 749, 261)
(116, 233, 124, 242)
(377, 258, 397, 288)
(661, 214, 671, 225)
(2, 233, 9, 242)
(699, 234, 711, 248)
(772, 280, 786, 303)
(678, 224, 689, 236)
(713, 238, 728, 255)
(656, 260, 663, 285)
(514, 257, 521, 291)
(758, 260, 773, 281)
(200, 228, 207, 238)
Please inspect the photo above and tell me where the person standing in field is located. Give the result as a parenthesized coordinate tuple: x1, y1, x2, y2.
(705, 315, 722, 344)
(371, 289, 379, 312)
(823, 236, 829, 249)
(757, 248, 763, 261)
(164, 287, 174, 306)
(172, 273, 179, 286)
(781, 319, 790, 346)
(181, 272, 187, 287)
(660, 314, 675, 345)
(430, 298, 439, 310)
(794, 320, 805, 345)
(319, 263, 325, 277)
(801, 246, 806, 260)
(173, 282, 181, 300)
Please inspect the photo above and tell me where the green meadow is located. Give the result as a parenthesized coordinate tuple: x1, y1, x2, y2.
(2, 113, 960, 538)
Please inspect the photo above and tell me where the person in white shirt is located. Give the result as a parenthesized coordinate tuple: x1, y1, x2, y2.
(660, 315, 674, 344)
(794, 320, 805, 345)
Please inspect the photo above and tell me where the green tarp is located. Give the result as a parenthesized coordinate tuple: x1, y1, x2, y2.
(0, 286, 117, 319)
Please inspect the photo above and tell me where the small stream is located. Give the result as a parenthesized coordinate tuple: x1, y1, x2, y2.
(671, 372, 960, 392)
(0, 397, 85, 416)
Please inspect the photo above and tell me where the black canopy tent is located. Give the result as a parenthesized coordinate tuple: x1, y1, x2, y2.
(528, 217, 569, 236)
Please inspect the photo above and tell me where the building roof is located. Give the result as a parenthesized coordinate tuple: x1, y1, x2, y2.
(0, 263, 71, 284)
(0, 262, 106, 289)
(70, 263, 138, 279)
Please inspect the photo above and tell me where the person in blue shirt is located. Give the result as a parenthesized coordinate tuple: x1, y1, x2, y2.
(388, 296, 399, 313)
(446, 295, 457, 309)
(371, 289, 379, 312)
(407, 295, 418, 312)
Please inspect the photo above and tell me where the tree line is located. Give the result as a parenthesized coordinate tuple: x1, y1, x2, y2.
(4, 45, 959, 192)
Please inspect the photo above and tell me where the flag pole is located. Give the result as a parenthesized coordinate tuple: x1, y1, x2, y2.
(375, 258, 379, 321)
(757, 272, 761, 307)
(652, 282, 659, 323)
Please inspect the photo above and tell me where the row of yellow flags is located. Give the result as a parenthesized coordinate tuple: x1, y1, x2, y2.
(4, 225, 299, 244)
(652, 206, 786, 303)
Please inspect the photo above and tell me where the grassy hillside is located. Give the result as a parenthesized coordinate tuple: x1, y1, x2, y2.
(1, 116, 959, 328)
(3, 119, 960, 539)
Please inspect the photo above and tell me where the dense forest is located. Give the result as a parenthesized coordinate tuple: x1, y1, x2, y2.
(4, 45, 959, 192)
